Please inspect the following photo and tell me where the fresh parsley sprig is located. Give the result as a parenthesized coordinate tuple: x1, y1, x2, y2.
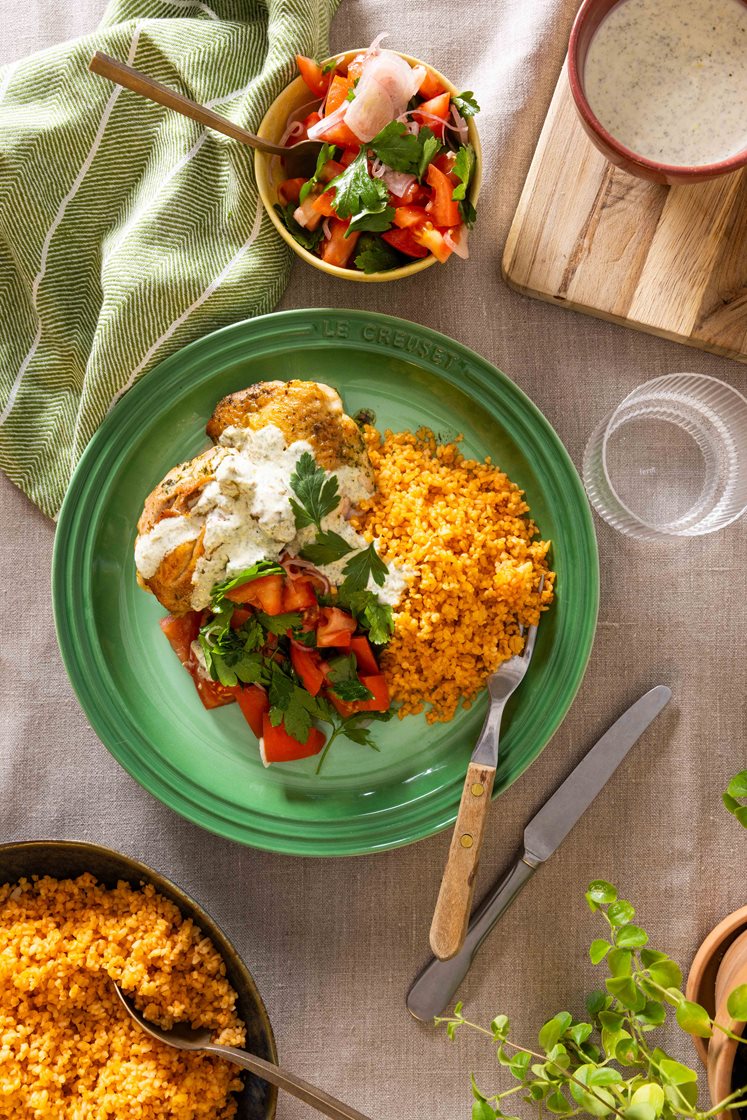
(299, 142, 337, 204)
(340, 541, 388, 592)
(452, 90, 480, 118)
(333, 586, 394, 646)
(211, 560, 284, 605)
(367, 121, 442, 181)
(325, 149, 393, 237)
(300, 528, 353, 565)
(289, 452, 341, 531)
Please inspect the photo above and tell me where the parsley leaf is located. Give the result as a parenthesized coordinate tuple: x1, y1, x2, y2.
(369, 121, 422, 172)
(453, 90, 480, 118)
(300, 529, 353, 565)
(299, 142, 337, 204)
(451, 144, 475, 201)
(289, 451, 341, 531)
(211, 560, 284, 604)
(321, 59, 337, 75)
(327, 149, 389, 223)
(341, 542, 388, 592)
(416, 126, 441, 180)
(348, 204, 395, 236)
(198, 604, 270, 688)
(368, 122, 442, 181)
(273, 202, 324, 252)
(256, 610, 302, 635)
(331, 678, 374, 702)
(459, 197, 477, 229)
(354, 234, 401, 274)
(341, 589, 394, 645)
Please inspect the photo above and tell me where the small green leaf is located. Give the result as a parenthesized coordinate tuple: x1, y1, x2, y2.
(471, 1074, 488, 1102)
(636, 1000, 667, 1027)
(606, 976, 643, 1009)
(568, 1022, 593, 1045)
(587, 1068, 623, 1087)
(539, 1012, 572, 1052)
(727, 983, 747, 1020)
(625, 1104, 656, 1120)
(615, 924, 649, 948)
(586, 990, 607, 1017)
(676, 999, 713, 1037)
(508, 1051, 531, 1081)
(727, 770, 747, 798)
(658, 1059, 697, 1085)
(472, 1100, 496, 1120)
(547, 1090, 572, 1114)
(587, 880, 618, 905)
(590, 939, 612, 964)
(631, 1083, 665, 1117)
(607, 948, 633, 977)
(640, 949, 668, 967)
(608, 899, 635, 926)
(648, 959, 683, 989)
(490, 1015, 509, 1041)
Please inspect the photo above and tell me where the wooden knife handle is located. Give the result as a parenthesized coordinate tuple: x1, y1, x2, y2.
(429, 761, 496, 961)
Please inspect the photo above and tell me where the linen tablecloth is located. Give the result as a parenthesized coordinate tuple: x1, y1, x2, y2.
(1, 1, 745, 1117)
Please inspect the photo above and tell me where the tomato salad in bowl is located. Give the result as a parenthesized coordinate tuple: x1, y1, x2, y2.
(256, 39, 481, 279)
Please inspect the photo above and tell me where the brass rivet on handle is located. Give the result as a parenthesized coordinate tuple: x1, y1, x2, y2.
(471, 782, 484, 797)
(460, 834, 474, 848)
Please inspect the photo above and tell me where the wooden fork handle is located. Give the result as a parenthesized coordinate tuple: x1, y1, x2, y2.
(429, 761, 496, 961)
(88, 52, 282, 153)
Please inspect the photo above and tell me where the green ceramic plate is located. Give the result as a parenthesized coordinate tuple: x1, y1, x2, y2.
(53, 310, 598, 856)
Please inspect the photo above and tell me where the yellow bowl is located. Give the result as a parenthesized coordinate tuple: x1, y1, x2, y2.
(256, 50, 482, 282)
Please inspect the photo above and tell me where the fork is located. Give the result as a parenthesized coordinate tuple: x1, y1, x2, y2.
(429, 583, 544, 961)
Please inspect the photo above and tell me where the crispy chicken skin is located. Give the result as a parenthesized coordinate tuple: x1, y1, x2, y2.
(207, 379, 373, 484)
(136, 446, 227, 614)
(136, 380, 372, 615)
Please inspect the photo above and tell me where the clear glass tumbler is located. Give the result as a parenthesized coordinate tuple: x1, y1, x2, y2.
(583, 374, 747, 541)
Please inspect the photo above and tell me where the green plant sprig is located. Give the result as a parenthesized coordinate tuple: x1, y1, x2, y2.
(437, 881, 747, 1120)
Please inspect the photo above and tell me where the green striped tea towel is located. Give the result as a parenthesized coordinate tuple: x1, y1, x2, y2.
(0, 0, 340, 518)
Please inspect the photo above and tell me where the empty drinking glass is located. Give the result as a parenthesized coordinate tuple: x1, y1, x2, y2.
(583, 374, 747, 541)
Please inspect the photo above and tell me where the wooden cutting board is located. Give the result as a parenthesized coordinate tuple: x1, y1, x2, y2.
(502, 64, 747, 363)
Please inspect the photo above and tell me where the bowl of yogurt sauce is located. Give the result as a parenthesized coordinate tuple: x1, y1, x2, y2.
(568, 0, 747, 184)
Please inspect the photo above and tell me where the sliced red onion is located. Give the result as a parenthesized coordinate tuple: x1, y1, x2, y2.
(322, 218, 332, 239)
(345, 51, 426, 142)
(280, 555, 331, 594)
(381, 168, 416, 196)
(307, 102, 348, 140)
(444, 225, 469, 259)
(293, 205, 309, 228)
(450, 104, 469, 144)
(399, 108, 465, 135)
(279, 119, 304, 147)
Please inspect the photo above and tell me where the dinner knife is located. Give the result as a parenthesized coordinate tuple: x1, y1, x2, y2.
(406, 684, 672, 1021)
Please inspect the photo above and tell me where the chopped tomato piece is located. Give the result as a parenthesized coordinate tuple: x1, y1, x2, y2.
(160, 612, 200, 664)
(381, 227, 429, 258)
(261, 714, 325, 764)
(393, 205, 430, 230)
(191, 673, 238, 710)
(326, 691, 357, 718)
(325, 73, 355, 115)
(313, 119, 360, 147)
(418, 69, 447, 100)
(301, 111, 322, 134)
(236, 685, 269, 737)
(389, 182, 429, 207)
(350, 635, 379, 676)
(415, 92, 451, 139)
(226, 573, 285, 615)
(433, 151, 457, 177)
(414, 222, 453, 264)
(318, 159, 345, 182)
(296, 55, 330, 98)
(312, 189, 337, 217)
(316, 606, 357, 647)
(339, 146, 360, 166)
(277, 178, 306, 205)
(320, 219, 360, 268)
(230, 607, 252, 629)
(346, 52, 367, 81)
(425, 163, 460, 227)
(357, 674, 390, 712)
(291, 644, 325, 696)
(282, 577, 317, 612)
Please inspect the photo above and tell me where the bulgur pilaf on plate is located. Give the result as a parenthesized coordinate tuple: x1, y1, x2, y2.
(353, 426, 555, 723)
(0, 873, 245, 1119)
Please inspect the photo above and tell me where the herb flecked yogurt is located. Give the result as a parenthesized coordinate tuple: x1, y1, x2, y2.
(584, 0, 747, 167)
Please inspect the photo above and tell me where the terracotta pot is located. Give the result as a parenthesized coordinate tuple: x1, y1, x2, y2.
(686, 908, 747, 1120)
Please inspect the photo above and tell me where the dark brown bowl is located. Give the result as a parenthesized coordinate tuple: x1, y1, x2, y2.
(0, 840, 277, 1120)
(568, 0, 747, 186)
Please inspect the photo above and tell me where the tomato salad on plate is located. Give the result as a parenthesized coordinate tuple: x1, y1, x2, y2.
(275, 38, 480, 273)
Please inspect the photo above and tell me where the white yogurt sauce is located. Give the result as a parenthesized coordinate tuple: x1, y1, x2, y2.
(584, 0, 747, 166)
(134, 515, 201, 579)
(136, 422, 409, 610)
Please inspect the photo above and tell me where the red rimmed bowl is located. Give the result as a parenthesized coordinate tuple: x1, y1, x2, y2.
(568, 0, 747, 186)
